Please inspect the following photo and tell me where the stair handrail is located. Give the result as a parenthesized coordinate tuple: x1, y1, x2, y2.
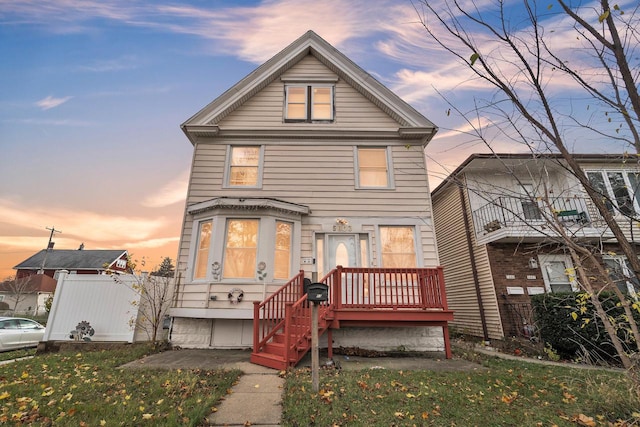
(253, 270, 305, 354)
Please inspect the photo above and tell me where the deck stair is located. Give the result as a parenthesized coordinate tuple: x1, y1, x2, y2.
(251, 267, 453, 370)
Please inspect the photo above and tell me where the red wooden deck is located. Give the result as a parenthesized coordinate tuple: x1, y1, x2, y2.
(251, 266, 454, 370)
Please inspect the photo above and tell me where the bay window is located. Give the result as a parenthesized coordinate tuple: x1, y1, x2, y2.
(187, 203, 303, 282)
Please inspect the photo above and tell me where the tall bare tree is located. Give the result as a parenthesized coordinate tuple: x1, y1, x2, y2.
(414, 1, 640, 369)
(1, 276, 35, 315)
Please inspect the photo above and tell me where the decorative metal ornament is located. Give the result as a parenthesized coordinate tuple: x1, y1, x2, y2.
(227, 288, 244, 304)
(211, 262, 221, 281)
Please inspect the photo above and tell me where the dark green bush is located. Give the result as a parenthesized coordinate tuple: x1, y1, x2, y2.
(531, 292, 640, 365)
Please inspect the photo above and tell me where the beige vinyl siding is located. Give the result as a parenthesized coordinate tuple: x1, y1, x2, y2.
(176, 141, 438, 298)
(432, 182, 503, 339)
(185, 143, 432, 215)
(219, 54, 399, 130)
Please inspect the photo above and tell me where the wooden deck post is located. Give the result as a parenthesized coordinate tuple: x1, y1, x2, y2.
(252, 301, 260, 353)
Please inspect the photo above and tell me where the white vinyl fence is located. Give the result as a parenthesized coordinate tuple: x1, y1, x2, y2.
(43, 271, 142, 343)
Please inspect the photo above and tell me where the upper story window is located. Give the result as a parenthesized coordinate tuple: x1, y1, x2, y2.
(227, 146, 263, 187)
(586, 170, 640, 217)
(356, 147, 394, 189)
(285, 85, 334, 122)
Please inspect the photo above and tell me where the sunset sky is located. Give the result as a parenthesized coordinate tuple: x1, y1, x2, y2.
(0, 0, 634, 278)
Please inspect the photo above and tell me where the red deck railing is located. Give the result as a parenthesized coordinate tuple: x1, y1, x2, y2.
(253, 267, 449, 364)
(325, 266, 448, 310)
(253, 270, 305, 356)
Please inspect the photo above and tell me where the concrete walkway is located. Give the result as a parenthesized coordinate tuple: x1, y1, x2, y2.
(206, 361, 283, 427)
(122, 348, 484, 426)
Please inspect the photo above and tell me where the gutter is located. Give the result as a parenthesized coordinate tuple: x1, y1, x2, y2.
(458, 183, 490, 342)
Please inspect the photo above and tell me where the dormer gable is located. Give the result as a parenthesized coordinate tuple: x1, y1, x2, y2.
(182, 30, 437, 145)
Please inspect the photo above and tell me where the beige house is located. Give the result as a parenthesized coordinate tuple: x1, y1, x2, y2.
(432, 153, 639, 341)
(171, 31, 452, 368)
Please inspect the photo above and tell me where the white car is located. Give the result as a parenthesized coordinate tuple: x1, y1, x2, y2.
(0, 317, 45, 351)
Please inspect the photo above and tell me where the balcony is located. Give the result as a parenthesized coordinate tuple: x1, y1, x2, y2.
(472, 195, 612, 244)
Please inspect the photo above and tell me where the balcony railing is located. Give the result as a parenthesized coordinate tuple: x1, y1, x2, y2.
(472, 196, 606, 237)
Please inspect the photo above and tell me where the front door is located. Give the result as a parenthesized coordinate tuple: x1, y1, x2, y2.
(326, 234, 359, 271)
(325, 234, 364, 304)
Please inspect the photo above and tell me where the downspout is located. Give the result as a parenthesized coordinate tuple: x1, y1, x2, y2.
(458, 184, 490, 342)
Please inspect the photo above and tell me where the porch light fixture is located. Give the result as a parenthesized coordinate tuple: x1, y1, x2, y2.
(528, 257, 538, 269)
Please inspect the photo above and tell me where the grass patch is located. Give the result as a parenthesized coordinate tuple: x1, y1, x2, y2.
(282, 357, 640, 426)
(0, 344, 241, 426)
(0, 349, 36, 363)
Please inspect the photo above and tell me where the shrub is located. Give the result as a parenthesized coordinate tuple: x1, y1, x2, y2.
(531, 292, 640, 365)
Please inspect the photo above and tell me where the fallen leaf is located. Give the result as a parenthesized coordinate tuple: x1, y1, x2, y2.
(574, 414, 595, 426)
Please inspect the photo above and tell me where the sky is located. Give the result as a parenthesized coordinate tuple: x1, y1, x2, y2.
(0, 0, 636, 278)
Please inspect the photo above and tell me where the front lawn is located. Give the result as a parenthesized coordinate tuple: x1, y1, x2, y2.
(0, 345, 240, 426)
(282, 357, 640, 426)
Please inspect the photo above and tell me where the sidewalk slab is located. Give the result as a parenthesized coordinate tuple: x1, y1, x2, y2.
(207, 372, 283, 426)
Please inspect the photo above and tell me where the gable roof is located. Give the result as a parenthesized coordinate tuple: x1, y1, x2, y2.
(14, 249, 128, 271)
(182, 30, 437, 144)
(0, 274, 57, 293)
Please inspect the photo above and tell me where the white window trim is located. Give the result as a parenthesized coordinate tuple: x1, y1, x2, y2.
(189, 218, 217, 282)
(603, 254, 639, 295)
(223, 145, 265, 189)
(538, 254, 579, 293)
(585, 169, 640, 217)
(376, 225, 420, 268)
(354, 146, 395, 189)
(284, 84, 335, 122)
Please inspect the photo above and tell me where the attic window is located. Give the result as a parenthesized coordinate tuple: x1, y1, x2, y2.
(285, 85, 334, 122)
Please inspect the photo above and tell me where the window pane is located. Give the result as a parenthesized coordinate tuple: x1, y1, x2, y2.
(604, 258, 630, 293)
(288, 87, 306, 102)
(313, 87, 331, 103)
(380, 226, 416, 268)
(607, 171, 635, 215)
(231, 146, 259, 166)
(628, 172, 640, 208)
(312, 104, 332, 120)
(274, 221, 292, 280)
(230, 146, 259, 186)
(587, 172, 614, 213)
(194, 220, 212, 279)
(287, 104, 306, 119)
(312, 87, 332, 120)
(358, 148, 389, 187)
(520, 184, 541, 220)
(286, 86, 307, 119)
(230, 166, 258, 186)
(223, 219, 258, 278)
